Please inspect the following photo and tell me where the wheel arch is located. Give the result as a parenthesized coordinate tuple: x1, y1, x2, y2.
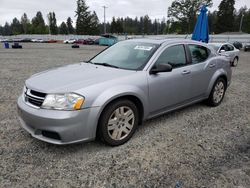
(206, 70, 228, 97)
(94, 94, 145, 139)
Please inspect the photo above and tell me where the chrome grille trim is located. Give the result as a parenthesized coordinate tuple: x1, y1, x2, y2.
(24, 88, 46, 108)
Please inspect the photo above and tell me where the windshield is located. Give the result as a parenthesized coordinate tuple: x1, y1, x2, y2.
(209, 44, 220, 52)
(90, 41, 159, 70)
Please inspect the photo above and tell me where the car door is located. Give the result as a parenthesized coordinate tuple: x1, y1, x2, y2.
(226, 44, 237, 62)
(186, 44, 217, 99)
(219, 44, 234, 62)
(147, 44, 192, 115)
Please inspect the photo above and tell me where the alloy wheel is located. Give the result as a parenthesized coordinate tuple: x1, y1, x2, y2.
(107, 106, 135, 141)
(213, 81, 225, 104)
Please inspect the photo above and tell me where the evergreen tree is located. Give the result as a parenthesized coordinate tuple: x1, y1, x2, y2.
(216, 0, 235, 33)
(21, 13, 29, 34)
(143, 15, 151, 34)
(11, 17, 22, 35)
(111, 17, 117, 33)
(31, 11, 47, 34)
(75, 0, 92, 34)
(208, 11, 217, 34)
(168, 0, 212, 33)
(59, 22, 68, 34)
(240, 8, 250, 33)
(48, 12, 58, 35)
(3, 22, 12, 35)
(90, 11, 100, 35)
(66, 17, 75, 34)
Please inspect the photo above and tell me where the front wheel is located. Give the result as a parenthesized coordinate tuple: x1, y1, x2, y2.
(98, 100, 139, 146)
(206, 78, 226, 107)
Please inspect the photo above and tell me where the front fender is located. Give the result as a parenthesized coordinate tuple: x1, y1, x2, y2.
(92, 85, 149, 118)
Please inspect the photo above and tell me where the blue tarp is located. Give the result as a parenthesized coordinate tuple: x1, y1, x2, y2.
(192, 5, 209, 43)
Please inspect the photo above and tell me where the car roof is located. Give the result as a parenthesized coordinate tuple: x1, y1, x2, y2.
(126, 38, 208, 46)
(209, 42, 234, 47)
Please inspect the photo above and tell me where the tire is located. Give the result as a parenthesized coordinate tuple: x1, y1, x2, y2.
(206, 78, 226, 107)
(232, 57, 238, 67)
(98, 99, 139, 146)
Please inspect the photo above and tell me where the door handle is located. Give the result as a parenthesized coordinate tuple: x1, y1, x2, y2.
(209, 63, 216, 68)
(182, 70, 191, 75)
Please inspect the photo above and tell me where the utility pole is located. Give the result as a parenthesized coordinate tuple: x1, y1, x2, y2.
(103, 6, 108, 34)
(239, 14, 244, 33)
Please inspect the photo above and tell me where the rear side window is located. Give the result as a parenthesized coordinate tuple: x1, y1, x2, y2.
(155, 45, 187, 68)
(227, 44, 234, 51)
(188, 44, 210, 64)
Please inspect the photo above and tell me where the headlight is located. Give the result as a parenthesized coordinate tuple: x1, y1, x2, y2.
(42, 93, 84, 110)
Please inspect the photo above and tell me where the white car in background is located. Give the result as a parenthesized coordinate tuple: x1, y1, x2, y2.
(209, 43, 240, 67)
(31, 39, 44, 43)
(63, 39, 76, 44)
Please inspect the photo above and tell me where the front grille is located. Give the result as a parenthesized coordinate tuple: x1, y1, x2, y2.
(24, 89, 46, 108)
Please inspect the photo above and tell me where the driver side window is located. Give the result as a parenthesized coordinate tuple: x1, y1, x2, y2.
(155, 45, 187, 68)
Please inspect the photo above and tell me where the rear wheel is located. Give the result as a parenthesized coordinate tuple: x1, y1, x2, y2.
(206, 78, 226, 107)
(98, 100, 139, 146)
(232, 57, 238, 67)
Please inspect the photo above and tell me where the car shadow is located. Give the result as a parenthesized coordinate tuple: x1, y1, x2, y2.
(32, 101, 211, 154)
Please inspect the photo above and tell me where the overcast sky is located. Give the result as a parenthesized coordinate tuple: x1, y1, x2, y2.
(0, 0, 249, 25)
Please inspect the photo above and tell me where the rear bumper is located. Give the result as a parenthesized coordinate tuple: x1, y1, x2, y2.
(17, 96, 100, 145)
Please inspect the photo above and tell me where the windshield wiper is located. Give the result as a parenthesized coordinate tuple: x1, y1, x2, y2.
(92, 62, 120, 69)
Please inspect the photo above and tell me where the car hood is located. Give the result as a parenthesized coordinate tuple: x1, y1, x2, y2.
(25, 63, 136, 93)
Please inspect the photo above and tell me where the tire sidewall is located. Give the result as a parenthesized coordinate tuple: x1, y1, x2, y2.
(233, 58, 238, 67)
(209, 78, 226, 107)
(98, 100, 139, 146)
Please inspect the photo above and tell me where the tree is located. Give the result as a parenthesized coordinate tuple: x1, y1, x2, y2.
(168, 0, 212, 33)
(48, 12, 58, 35)
(66, 17, 75, 34)
(110, 17, 117, 33)
(21, 13, 30, 34)
(75, 0, 92, 34)
(143, 15, 151, 34)
(208, 11, 217, 34)
(11, 17, 22, 35)
(233, 6, 249, 33)
(216, 0, 235, 33)
(31, 11, 47, 34)
(59, 22, 68, 34)
(241, 9, 250, 33)
(89, 11, 100, 35)
(2, 22, 12, 35)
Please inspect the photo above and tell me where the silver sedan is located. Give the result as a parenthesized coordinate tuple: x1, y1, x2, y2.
(17, 39, 232, 146)
(209, 42, 240, 67)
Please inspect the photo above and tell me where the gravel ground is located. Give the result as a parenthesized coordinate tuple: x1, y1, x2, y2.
(0, 43, 250, 188)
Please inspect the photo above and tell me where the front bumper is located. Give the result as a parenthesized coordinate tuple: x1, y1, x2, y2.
(17, 96, 101, 145)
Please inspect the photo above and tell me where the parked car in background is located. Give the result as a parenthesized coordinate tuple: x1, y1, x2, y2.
(99, 34, 118, 46)
(74, 39, 86, 44)
(0, 38, 10, 42)
(244, 43, 250, 52)
(47, 39, 57, 43)
(31, 39, 44, 43)
(209, 43, 240, 67)
(63, 39, 76, 44)
(231, 41, 243, 50)
(17, 39, 232, 146)
(20, 38, 32, 43)
(94, 38, 100, 45)
(12, 38, 22, 42)
(85, 38, 95, 45)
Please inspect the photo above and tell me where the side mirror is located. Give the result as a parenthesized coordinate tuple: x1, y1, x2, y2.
(220, 49, 226, 53)
(150, 63, 172, 74)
